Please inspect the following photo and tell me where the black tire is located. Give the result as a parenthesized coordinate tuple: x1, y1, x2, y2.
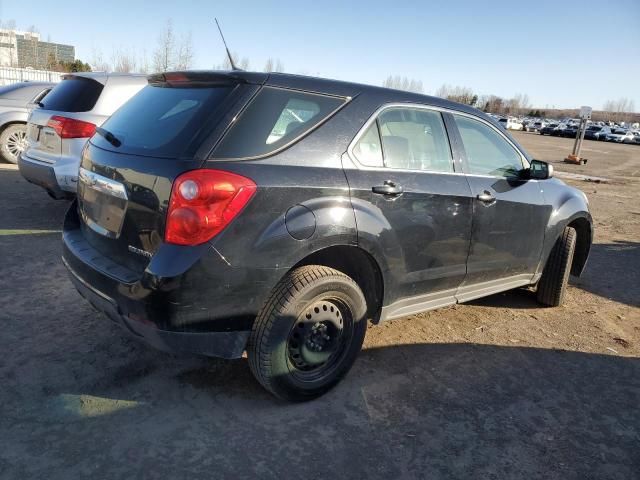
(0, 124, 27, 164)
(536, 227, 577, 307)
(248, 265, 368, 401)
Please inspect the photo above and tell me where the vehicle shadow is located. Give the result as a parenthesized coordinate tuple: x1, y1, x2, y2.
(7, 341, 638, 479)
(0, 169, 71, 231)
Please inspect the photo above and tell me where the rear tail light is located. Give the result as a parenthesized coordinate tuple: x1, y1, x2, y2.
(165, 169, 257, 246)
(47, 115, 96, 138)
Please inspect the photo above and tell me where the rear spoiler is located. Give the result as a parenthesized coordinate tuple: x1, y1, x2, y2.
(147, 71, 268, 87)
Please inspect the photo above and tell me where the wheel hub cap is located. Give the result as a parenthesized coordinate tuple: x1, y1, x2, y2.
(288, 300, 344, 369)
(6, 130, 27, 159)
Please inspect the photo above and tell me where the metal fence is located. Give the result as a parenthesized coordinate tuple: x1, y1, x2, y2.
(0, 66, 63, 85)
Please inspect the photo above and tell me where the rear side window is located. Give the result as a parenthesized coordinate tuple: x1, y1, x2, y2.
(40, 77, 103, 112)
(93, 85, 233, 158)
(213, 87, 346, 159)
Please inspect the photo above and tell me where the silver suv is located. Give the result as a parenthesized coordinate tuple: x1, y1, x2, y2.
(18, 72, 147, 198)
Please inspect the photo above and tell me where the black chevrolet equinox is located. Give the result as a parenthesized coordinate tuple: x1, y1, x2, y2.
(62, 71, 592, 401)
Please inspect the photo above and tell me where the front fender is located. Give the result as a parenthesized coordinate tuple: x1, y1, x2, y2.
(538, 179, 593, 275)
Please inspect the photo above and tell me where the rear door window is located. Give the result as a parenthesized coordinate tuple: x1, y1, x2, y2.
(377, 107, 453, 172)
(40, 77, 104, 112)
(92, 84, 233, 158)
(212, 87, 346, 159)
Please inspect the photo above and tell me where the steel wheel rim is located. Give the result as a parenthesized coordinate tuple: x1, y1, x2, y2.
(287, 297, 353, 381)
(5, 129, 27, 160)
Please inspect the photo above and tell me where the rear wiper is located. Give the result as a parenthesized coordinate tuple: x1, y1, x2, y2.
(95, 127, 121, 147)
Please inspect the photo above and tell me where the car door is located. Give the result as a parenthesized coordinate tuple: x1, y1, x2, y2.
(343, 105, 474, 314)
(447, 112, 551, 299)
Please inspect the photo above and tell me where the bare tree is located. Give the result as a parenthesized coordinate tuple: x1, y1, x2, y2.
(1, 20, 17, 66)
(214, 51, 250, 70)
(264, 58, 285, 72)
(603, 97, 636, 123)
(139, 49, 150, 74)
(239, 57, 250, 70)
(112, 48, 137, 73)
(152, 20, 194, 72)
(153, 19, 175, 72)
(90, 47, 111, 72)
(382, 75, 423, 93)
(175, 32, 193, 70)
(435, 84, 477, 106)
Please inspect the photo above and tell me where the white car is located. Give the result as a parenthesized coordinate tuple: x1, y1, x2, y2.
(497, 117, 523, 130)
(506, 118, 523, 130)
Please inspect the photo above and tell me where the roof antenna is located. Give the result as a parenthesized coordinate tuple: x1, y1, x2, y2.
(214, 18, 240, 71)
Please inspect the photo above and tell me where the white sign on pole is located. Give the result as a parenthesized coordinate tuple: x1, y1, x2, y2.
(580, 106, 592, 119)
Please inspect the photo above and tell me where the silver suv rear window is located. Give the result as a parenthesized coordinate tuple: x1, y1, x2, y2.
(40, 77, 103, 112)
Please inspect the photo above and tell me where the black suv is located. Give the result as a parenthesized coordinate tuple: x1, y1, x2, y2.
(62, 71, 592, 401)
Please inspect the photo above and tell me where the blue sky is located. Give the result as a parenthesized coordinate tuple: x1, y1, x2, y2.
(4, 0, 640, 109)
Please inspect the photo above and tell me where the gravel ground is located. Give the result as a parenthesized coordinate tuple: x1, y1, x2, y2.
(0, 133, 638, 479)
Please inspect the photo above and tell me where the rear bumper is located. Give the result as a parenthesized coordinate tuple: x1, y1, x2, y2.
(61, 200, 282, 359)
(18, 154, 68, 199)
(64, 256, 250, 358)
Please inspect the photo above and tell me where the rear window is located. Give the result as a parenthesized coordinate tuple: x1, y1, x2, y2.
(212, 86, 346, 159)
(92, 84, 233, 158)
(40, 77, 103, 112)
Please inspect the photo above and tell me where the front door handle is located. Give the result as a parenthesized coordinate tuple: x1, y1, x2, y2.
(477, 190, 496, 203)
(372, 181, 403, 196)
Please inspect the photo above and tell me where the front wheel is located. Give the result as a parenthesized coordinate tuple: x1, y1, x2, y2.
(248, 265, 368, 401)
(0, 124, 27, 164)
(536, 227, 577, 307)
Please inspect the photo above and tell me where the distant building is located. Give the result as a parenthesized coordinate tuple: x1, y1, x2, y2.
(0, 29, 74, 69)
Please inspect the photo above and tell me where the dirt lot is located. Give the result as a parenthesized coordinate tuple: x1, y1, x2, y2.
(1, 133, 638, 479)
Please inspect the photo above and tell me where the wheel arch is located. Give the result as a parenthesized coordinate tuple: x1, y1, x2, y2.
(567, 215, 592, 276)
(0, 110, 28, 133)
(0, 119, 27, 135)
(292, 245, 384, 323)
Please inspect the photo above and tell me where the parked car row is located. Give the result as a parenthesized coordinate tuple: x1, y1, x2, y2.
(539, 122, 640, 143)
(486, 112, 640, 144)
(6, 70, 594, 400)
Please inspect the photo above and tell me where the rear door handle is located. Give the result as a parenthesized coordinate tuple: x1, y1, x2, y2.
(372, 181, 403, 196)
(477, 191, 495, 203)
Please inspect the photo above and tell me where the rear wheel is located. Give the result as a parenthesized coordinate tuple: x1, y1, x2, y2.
(0, 124, 27, 164)
(536, 227, 577, 307)
(248, 265, 368, 401)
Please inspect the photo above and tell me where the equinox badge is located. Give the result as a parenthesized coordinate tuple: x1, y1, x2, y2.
(128, 245, 153, 259)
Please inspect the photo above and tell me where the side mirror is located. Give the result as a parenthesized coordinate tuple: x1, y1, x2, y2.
(526, 159, 553, 180)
